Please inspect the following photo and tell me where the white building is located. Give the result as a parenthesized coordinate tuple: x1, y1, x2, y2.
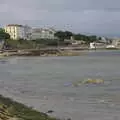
(31, 28, 56, 40)
(90, 42, 96, 49)
(112, 39, 120, 47)
(24, 25, 32, 40)
(89, 42, 106, 49)
(4, 24, 32, 40)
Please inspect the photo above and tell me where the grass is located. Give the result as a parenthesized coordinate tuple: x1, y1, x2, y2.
(0, 95, 58, 120)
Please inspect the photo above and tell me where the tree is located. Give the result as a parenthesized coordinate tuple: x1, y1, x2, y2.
(64, 31, 73, 39)
(88, 35, 97, 43)
(73, 34, 82, 40)
(55, 31, 73, 41)
(54, 31, 66, 41)
(0, 28, 10, 39)
(98, 37, 102, 40)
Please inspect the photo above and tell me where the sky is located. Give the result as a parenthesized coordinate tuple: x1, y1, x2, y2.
(0, 0, 120, 36)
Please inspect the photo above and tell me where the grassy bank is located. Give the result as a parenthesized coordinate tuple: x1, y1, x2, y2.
(4, 39, 63, 50)
(0, 95, 58, 120)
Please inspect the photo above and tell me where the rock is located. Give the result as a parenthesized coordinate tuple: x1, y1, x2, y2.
(66, 118, 71, 120)
(83, 79, 104, 84)
(47, 110, 54, 114)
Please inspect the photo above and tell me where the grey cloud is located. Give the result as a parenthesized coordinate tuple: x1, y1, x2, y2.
(3, 0, 120, 12)
(1, 0, 120, 36)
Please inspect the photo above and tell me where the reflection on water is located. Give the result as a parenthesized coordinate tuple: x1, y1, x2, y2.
(0, 51, 120, 120)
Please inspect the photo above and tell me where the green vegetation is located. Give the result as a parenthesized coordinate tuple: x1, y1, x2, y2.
(54, 31, 73, 41)
(32, 39, 59, 46)
(55, 31, 99, 44)
(4, 39, 36, 49)
(4, 39, 67, 50)
(73, 34, 97, 43)
(0, 28, 10, 40)
(0, 95, 57, 120)
(3, 39, 58, 50)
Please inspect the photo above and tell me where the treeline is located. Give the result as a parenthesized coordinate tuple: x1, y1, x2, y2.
(55, 31, 101, 44)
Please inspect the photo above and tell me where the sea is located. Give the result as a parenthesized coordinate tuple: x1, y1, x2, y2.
(0, 50, 120, 120)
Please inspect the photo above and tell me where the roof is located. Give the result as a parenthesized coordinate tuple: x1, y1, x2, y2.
(6, 24, 23, 27)
(32, 28, 55, 33)
(32, 28, 42, 32)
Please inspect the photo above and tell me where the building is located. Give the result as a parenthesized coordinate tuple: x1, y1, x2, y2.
(31, 28, 56, 40)
(24, 25, 32, 40)
(4, 24, 32, 40)
(99, 37, 111, 44)
(112, 39, 120, 47)
(89, 42, 106, 49)
(4, 24, 25, 40)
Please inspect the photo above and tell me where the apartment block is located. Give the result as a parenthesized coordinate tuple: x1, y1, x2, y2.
(32, 28, 56, 40)
(4, 24, 32, 40)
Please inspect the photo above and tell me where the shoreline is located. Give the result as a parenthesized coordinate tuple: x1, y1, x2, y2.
(0, 94, 61, 120)
(0, 50, 86, 57)
(0, 48, 119, 57)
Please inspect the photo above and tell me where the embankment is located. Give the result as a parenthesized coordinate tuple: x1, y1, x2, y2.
(0, 94, 58, 120)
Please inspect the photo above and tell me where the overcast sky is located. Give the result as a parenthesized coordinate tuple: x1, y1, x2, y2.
(0, 0, 120, 36)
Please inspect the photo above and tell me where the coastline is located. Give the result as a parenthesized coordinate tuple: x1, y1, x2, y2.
(0, 94, 59, 120)
(0, 49, 86, 57)
(0, 48, 119, 57)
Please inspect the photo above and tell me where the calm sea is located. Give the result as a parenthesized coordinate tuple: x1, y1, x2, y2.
(0, 50, 120, 120)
